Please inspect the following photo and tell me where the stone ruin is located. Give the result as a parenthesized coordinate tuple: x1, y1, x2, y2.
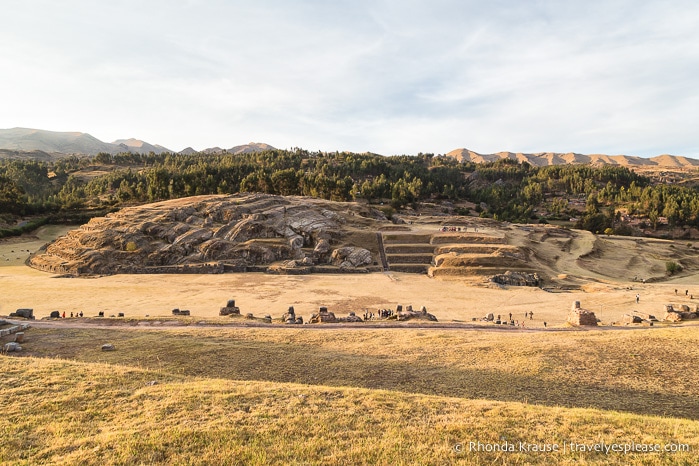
(566, 301, 598, 326)
(3, 342, 22, 353)
(308, 307, 363, 324)
(393, 305, 438, 322)
(619, 311, 656, 326)
(0, 323, 30, 349)
(281, 306, 303, 324)
(490, 271, 541, 287)
(9, 308, 34, 320)
(172, 308, 191, 316)
(219, 299, 240, 316)
(663, 304, 698, 322)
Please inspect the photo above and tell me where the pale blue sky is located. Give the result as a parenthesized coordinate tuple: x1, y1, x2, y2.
(1, 0, 698, 156)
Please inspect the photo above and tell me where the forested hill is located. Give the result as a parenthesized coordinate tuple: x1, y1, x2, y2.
(1, 148, 699, 235)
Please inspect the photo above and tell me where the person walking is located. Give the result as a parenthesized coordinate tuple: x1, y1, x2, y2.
(636, 294, 640, 304)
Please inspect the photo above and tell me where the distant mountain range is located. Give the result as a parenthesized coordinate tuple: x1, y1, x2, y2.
(2, 127, 698, 168)
(446, 148, 699, 168)
(0, 128, 274, 157)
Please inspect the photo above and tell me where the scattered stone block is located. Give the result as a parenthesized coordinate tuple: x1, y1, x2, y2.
(3, 342, 21, 352)
(263, 315, 272, 323)
(101, 344, 116, 351)
(117, 313, 125, 317)
(309, 307, 338, 323)
(396, 305, 438, 322)
(633, 311, 657, 321)
(220, 299, 240, 316)
(621, 314, 642, 324)
(9, 308, 34, 320)
(50, 310, 60, 319)
(245, 313, 255, 319)
(14, 332, 24, 343)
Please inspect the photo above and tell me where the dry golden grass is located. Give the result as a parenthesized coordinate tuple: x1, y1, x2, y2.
(1, 325, 697, 464)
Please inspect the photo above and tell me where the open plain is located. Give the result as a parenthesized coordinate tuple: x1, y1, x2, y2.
(2, 224, 699, 465)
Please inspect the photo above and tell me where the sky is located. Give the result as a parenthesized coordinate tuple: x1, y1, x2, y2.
(1, 0, 698, 157)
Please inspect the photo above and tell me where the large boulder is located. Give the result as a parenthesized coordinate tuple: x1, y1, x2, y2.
(9, 308, 34, 320)
(331, 247, 372, 268)
(490, 271, 541, 287)
(313, 239, 331, 263)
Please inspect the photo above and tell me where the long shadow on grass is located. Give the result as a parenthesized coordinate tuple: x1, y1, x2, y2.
(22, 328, 699, 420)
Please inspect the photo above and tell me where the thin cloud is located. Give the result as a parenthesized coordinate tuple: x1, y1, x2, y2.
(0, 0, 697, 156)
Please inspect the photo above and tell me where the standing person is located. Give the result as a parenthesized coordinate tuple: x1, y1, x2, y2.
(636, 294, 640, 304)
(529, 311, 533, 320)
(543, 322, 547, 328)
(62, 311, 65, 318)
(686, 290, 689, 296)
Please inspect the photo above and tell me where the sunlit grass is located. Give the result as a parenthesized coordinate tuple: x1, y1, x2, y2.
(1, 325, 698, 464)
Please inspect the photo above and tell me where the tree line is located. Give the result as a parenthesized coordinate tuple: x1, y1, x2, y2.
(1, 149, 698, 233)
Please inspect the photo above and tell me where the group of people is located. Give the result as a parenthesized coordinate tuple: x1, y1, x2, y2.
(439, 226, 479, 232)
(58, 311, 83, 318)
(495, 311, 541, 328)
(675, 289, 693, 299)
(364, 309, 394, 320)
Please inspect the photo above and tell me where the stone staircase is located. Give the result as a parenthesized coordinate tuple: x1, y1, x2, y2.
(381, 233, 434, 273)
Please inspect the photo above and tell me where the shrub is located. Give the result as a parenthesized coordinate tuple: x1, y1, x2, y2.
(666, 261, 683, 275)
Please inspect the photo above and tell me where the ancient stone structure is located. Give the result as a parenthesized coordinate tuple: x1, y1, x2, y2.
(309, 307, 338, 324)
(219, 299, 240, 316)
(28, 193, 387, 276)
(395, 305, 438, 322)
(663, 304, 698, 322)
(172, 308, 191, 316)
(621, 314, 643, 324)
(566, 301, 598, 326)
(282, 306, 297, 324)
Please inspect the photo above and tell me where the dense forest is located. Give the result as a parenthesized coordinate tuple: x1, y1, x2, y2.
(1, 149, 699, 235)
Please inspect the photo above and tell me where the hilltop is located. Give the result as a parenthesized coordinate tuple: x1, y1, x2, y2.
(446, 148, 699, 168)
(0, 127, 275, 156)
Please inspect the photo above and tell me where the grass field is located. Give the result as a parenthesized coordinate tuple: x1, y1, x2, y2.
(2, 324, 698, 464)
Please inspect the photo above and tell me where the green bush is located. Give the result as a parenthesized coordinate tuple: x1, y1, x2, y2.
(666, 261, 683, 275)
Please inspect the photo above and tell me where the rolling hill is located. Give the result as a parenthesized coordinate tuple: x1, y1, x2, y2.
(446, 148, 699, 168)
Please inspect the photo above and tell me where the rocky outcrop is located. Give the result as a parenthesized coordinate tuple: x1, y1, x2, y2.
(395, 305, 438, 322)
(331, 247, 372, 268)
(490, 271, 541, 287)
(9, 309, 34, 319)
(29, 194, 386, 275)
